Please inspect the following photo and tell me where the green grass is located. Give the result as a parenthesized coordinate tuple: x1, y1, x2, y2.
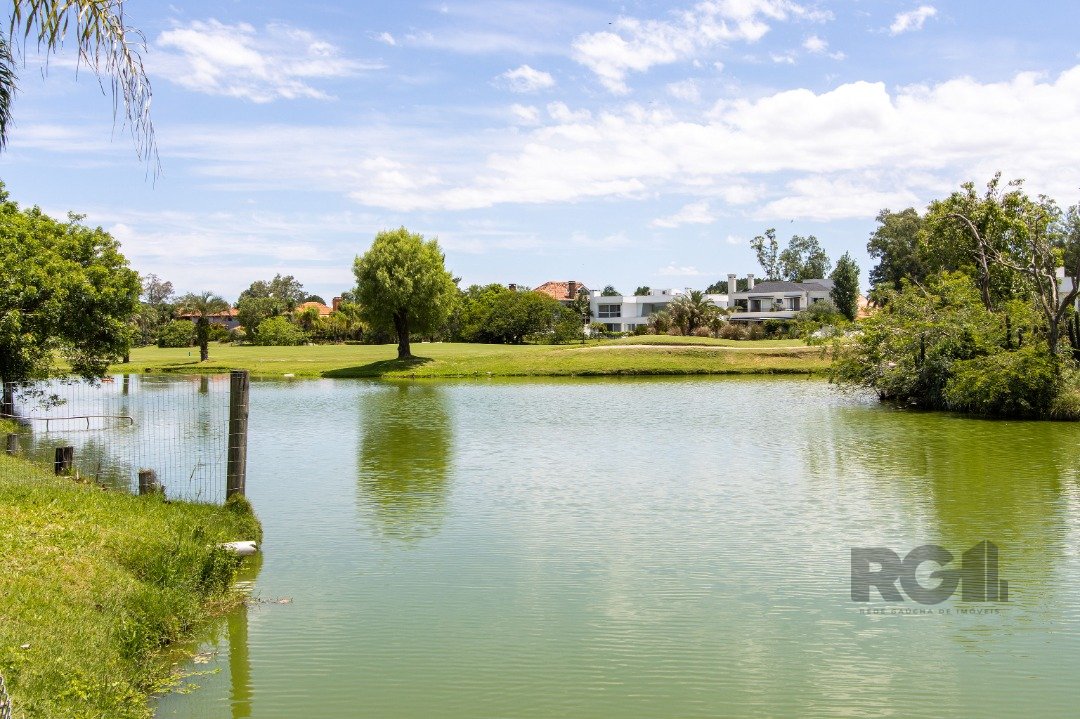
(109, 340, 829, 379)
(0, 453, 261, 718)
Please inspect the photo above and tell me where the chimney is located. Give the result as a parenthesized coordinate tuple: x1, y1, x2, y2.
(508, 283, 517, 292)
(747, 273, 755, 290)
(332, 296, 342, 311)
(568, 280, 578, 298)
(727, 273, 738, 295)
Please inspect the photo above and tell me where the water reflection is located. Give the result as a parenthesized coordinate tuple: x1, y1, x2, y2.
(829, 405, 1080, 602)
(357, 383, 451, 542)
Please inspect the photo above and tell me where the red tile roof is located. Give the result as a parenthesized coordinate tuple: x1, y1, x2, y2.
(534, 281, 590, 301)
(297, 301, 333, 316)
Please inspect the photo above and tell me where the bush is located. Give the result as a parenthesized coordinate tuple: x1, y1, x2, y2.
(208, 323, 230, 342)
(228, 327, 247, 344)
(253, 316, 307, 346)
(692, 326, 712, 337)
(747, 323, 766, 340)
(944, 346, 1061, 417)
(719, 323, 746, 340)
(632, 324, 649, 336)
(157, 319, 195, 348)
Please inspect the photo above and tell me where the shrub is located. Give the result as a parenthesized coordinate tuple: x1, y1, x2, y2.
(719, 323, 746, 340)
(228, 327, 247, 344)
(944, 345, 1061, 417)
(253, 316, 307, 346)
(157, 319, 195, 348)
(208, 323, 230, 342)
(588, 322, 609, 339)
(747, 323, 766, 340)
(692, 326, 712, 337)
(632, 324, 649, 336)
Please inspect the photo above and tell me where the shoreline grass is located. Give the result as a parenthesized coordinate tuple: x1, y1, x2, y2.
(0, 453, 261, 718)
(108, 341, 830, 379)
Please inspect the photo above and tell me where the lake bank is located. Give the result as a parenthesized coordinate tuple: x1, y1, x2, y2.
(109, 338, 829, 379)
(0, 444, 261, 719)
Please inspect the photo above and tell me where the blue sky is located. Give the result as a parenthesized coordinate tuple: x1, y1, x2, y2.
(4, 1, 1080, 301)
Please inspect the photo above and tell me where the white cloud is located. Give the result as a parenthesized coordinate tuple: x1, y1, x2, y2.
(667, 79, 702, 103)
(725, 234, 745, 245)
(890, 6, 938, 35)
(546, 102, 592, 122)
(73, 65, 1080, 221)
(658, 263, 705, 276)
(499, 64, 556, 93)
(803, 34, 827, 53)
(376, 31, 397, 46)
(571, 0, 830, 93)
(510, 104, 541, 124)
(154, 20, 381, 102)
(651, 200, 716, 228)
(770, 52, 796, 64)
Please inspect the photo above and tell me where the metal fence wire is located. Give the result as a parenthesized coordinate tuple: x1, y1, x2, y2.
(3, 374, 232, 503)
(0, 673, 12, 719)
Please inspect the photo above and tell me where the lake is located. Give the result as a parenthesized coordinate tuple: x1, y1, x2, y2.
(153, 377, 1080, 718)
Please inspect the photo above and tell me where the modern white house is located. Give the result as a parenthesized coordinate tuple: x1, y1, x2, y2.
(1058, 267, 1080, 310)
(726, 273, 834, 322)
(589, 288, 729, 333)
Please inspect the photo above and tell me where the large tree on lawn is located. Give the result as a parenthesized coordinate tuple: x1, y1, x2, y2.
(176, 292, 229, 362)
(0, 184, 139, 414)
(353, 227, 457, 360)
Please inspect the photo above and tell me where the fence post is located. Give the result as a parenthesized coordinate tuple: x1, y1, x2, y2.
(139, 469, 163, 495)
(54, 446, 74, 475)
(226, 370, 250, 498)
(5, 434, 16, 456)
(1, 381, 13, 419)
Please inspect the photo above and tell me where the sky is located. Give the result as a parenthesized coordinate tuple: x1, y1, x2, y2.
(4, 0, 1080, 302)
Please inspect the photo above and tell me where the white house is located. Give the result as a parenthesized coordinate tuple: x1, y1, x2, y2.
(589, 288, 729, 332)
(727, 273, 834, 322)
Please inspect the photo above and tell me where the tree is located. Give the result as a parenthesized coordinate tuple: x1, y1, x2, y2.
(923, 173, 1028, 311)
(830, 253, 860, 321)
(751, 228, 781, 280)
(236, 295, 283, 339)
(132, 273, 174, 346)
(353, 227, 457, 359)
(304, 294, 326, 305)
(668, 290, 718, 335)
(176, 292, 229, 362)
(0, 185, 139, 412)
(1, 1, 155, 163)
(238, 274, 307, 312)
(634, 286, 651, 296)
(779, 234, 831, 281)
(601, 285, 620, 296)
(984, 197, 1080, 356)
(567, 287, 592, 344)
(867, 208, 926, 296)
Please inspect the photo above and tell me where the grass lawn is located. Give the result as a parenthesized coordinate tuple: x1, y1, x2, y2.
(109, 340, 830, 379)
(0, 445, 261, 718)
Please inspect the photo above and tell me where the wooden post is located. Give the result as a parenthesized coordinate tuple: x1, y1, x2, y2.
(1, 381, 13, 419)
(139, 469, 163, 495)
(54, 446, 74, 475)
(226, 370, 250, 498)
(5, 433, 16, 456)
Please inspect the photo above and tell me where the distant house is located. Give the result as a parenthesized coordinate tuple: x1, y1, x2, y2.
(589, 288, 728, 333)
(176, 307, 240, 330)
(297, 301, 333, 317)
(727, 274, 833, 322)
(534, 280, 591, 305)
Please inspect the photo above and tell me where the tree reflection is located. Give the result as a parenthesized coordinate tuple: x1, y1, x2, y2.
(828, 404, 1080, 601)
(357, 382, 451, 542)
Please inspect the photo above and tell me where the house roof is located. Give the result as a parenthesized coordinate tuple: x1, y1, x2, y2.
(177, 308, 238, 319)
(744, 279, 833, 294)
(534, 280, 590, 301)
(297, 301, 333, 316)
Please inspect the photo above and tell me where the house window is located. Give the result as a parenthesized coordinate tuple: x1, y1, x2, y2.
(598, 304, 621, 318)
(604, 323, 620, 332)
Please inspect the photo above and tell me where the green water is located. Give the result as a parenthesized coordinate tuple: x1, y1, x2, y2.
(155, 377, 1080, 718)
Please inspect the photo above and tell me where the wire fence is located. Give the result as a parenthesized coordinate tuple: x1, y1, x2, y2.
(0, 673, 11, 719)
(3, 374, 234, 504)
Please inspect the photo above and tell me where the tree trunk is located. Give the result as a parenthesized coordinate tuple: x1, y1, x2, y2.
(393, 311, 411, 359)
(198, 318, 210, 361)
